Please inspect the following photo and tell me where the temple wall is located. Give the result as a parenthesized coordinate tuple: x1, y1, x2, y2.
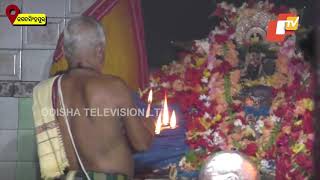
(0, 0, 96, 179)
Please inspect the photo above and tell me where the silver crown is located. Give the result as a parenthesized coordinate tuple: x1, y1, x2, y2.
(235, 11, 274, 44)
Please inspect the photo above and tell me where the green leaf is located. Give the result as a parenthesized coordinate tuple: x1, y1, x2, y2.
(264, 122, 281, 151)
(185, 151, 198, 163)
(233, 139, 243, 149)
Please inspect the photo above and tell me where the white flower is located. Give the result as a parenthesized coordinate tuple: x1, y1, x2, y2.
(179, 157, 186, 167)
(257, 120, 264, 127)
(194, 39, 210, 54)
(203, 129, 213, 136)
(302, 72, 310, 82)
(220, 2, 227, 8)
(255, 120, 264, 133)
(270, 115, 281, 123)
(161, 82, 170, 88)
(234, 119, 243, 127)
(254, 126, 261, 133)
(260, 159, 270, 169)
(204, 102, 211, 108)
(217, 29, 227, 35)
(199, 94, 207, 101)
(149, 82, 157, 88)
(201, 77, 209, 84)
(201, 41, 210, 53)
(203, 112, 211, 119)
(296, 51, 303, 58)
(213, 132, 224, 145)
(161, 65, 168, 71)
(207, 62, 214, 70)
(204, 136, 214, 146)
(211, 27, 227, 36)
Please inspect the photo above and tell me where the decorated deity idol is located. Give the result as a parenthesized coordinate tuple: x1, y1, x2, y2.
(140, 1, 315, 179)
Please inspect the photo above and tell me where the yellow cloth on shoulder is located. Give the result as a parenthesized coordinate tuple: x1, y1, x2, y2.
(32, 75, 69, 179)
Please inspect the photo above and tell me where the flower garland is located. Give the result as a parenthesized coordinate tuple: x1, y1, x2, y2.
(141, 1, 315, 179)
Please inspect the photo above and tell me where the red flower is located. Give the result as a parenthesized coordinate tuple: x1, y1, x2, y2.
(277, 135, 289, 147)
(187, 118, 206, 132)
(161, 74, 178, 83)
(185, 68, 202, 85)
(214, 61, 232, 74)
(243, 143, 258, 156)
(177, 91, 201, 113)
(154, 90, 165, 102)
(306, 139, 313, 150)
(288, 170, 305, 180)
(290, 131, 300, 141)
(271, 5, 289, 14)
(211, 7, 224, 17)
(276, 158, 291, 179)
(231, 102, 242, 113)
(264, 146, 276, 159)
(214, 34, 229, 44)
(296, 154, 312, 170)
(278, 146, 292, 156)
(303, 111, 314, 134)
(227, 28, 235, 35)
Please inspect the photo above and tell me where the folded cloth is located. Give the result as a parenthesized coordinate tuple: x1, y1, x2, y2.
(65, 170, 129, 180)
(32, 75, 69, 179)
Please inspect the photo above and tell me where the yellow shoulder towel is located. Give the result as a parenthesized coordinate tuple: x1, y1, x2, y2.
(32, 76, 69, 179)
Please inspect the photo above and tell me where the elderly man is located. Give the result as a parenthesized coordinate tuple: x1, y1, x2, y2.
(199, 151, 260, 180)
(32, 16, 155, 180)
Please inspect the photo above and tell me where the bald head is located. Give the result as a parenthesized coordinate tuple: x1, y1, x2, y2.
(63, 16, 106, 69)
(199, 152, 259, 180)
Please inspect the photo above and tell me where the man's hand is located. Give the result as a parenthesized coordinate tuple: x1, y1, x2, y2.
(144, 117, 156, 136)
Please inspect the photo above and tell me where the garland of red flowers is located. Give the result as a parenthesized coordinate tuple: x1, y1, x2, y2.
(141, 1, 315, 179)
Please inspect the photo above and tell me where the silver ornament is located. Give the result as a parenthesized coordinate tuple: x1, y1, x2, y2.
(199, 151, 259, 180)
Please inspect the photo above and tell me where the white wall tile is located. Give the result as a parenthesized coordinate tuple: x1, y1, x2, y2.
(0, 98, 18, 129)
(0, 0, 21, 16)
(0, 162, 16, 180)
(0, 50, 21, 81)
(0, 130, 17, 161)
(65, 18, 70, 26)
(16, 162, 41, 180)
(21, 50, 53, 81)
(23, 18, 65, 49)
(66, 0, 95, 17)
(23, 0, 66, 17)
(0, 17, 22, 49)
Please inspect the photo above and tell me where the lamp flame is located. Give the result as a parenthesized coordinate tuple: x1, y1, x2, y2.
(153, 93, 178, 135)
(162, 94, 169, 125)
(155, 110, 162, 134)
(170, 110, 176, 129)
(146, 89, 153, 118)
(148, 89, 153, 103)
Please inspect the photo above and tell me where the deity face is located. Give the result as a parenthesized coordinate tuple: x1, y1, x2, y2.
(245, 27, 267, 44)
(242, 52, 264, 80)
(242, 52, 276, 80)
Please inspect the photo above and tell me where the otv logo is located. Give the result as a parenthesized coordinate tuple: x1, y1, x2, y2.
(266, 13, 299, 42)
